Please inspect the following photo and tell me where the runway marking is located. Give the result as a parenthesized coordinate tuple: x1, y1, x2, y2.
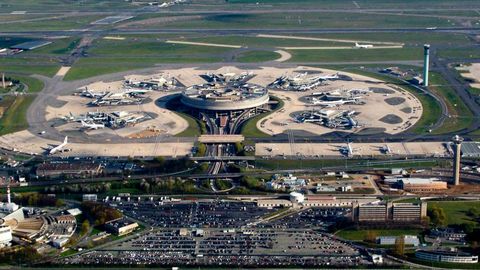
(165, 40, 242, 48)
(103, 36, 125, 40)
(256, 34, 404, 46)
(278, 45, 404, 50)
(352, 1, 360, 8)
(55, 66, 70, 77)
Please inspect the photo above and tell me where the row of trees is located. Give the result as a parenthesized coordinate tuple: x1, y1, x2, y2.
(14, 192, 64, 207)
(44, 182, 112, 194)
(139, 177, 197, 194)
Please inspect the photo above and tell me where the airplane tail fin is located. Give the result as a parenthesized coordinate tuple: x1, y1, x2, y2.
(355, 42, 359, 47)
(64, 136, 68, 144)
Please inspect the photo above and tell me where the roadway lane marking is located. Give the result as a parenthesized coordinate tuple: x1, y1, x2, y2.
(165, 40, 242, 49)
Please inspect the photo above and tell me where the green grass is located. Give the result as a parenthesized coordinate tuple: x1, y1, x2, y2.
(241, 96, 284, 138)
(428, 200, 480, 227)
(10, 75, 44, 93)
(254, 159, 444, 170)
(29, 37, 80, 55)
(428, 72, 473, 134)
(0, 95, 35, 135)
(174, 112, 204, 137)
(438, 47, 480, 59)
(336, 228, 422, 241)
(158, 12, 454, 29)
(289, 47, 423, 62)
(236, 50, 280, 62)
(0, 59, 60, 77)
(0, 15, 104, 31)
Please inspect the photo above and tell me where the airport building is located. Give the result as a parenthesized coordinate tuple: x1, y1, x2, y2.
(398, 178, 447, 192)
(415, 249, 478, 264)
(353, 202, 427, 223)
(180, 73, 269, 112)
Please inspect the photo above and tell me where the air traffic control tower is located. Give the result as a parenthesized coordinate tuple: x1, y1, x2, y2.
(452, 135, 463, 186)
(423, 44, 430, 87)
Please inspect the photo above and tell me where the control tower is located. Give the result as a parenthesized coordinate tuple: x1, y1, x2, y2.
(423, 44, 430, 87)
(452, 135, 463, 186)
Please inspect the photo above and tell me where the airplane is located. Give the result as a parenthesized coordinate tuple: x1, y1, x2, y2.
(81, 120, 105, 130)
(81, 88, 105, 98)
(336, 142, 359, 157)
(380, 144, 392, 155)
(49, 136, 68, 155)
(355, 42, 373, 49)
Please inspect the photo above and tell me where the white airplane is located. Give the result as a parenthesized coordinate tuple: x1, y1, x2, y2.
(316, 73, 340, 80)
(355, 42, 373, 49)
(380, 144, 392, 155)
(81, 88, 105, 98)
(49, 136, 68, 155)
(81, 120, 105, 130)
(337, 142, 358, 157)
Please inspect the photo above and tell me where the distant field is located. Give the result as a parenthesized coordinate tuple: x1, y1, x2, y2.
(288, 47, 423, 62)
(28, 37, 80, 55)
(236, 50, 279, 62)
(0, 57, 60, 77)
(428, 200, 480, 226)
(155, 12, 454, 29)
(0, 95, 35, 135)
(10, 75, 44, 93)
(429, 72, 473, 134)
(0, 15, 104, 31)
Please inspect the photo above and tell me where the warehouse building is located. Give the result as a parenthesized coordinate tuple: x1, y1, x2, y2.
(398, 178, 447, 192)
(105, 218, 139, 236)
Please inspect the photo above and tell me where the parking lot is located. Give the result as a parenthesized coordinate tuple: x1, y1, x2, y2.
(114, 200, 274, 228)
(65, 228, 367, 267)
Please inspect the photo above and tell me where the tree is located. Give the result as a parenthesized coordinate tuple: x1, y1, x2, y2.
(364, 230, 378, 243)
(80, 220, 90, 235)
(393, 236, 405, 256)
(429, 206, 447, 227)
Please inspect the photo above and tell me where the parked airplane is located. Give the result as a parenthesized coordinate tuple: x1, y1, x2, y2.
(81, 120, 105, 130)
(49, 136, 68, 155)
(337, 142, 361, 157)
(355, 42, 373, 49)
(380, 144, 392, 155)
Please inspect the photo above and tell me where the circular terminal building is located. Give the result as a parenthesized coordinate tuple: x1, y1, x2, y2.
(181, 82, 269, 111)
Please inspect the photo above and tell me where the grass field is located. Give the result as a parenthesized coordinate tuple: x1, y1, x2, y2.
(428, 72, 473, 134)
(336, 228, 422, 241)
(236, 50, 279, 62)
(241, 96, 284, 138)
(289, 47, 423, 62)
(428, 200, 480, 227)
(0, 95, 36, 135)
(254, 159, 444, 171)
(0, 57, 60, 77)
(174, 112, 205, 137)
(154, 12, 454, 29)
(10, 75, 44, 93)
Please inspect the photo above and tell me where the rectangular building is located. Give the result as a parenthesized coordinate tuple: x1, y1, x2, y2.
(105, 218, 139, 236)
(354, 202, 426, 223)
(399, 178, 447, 192)
(36, 162, 102, 177)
